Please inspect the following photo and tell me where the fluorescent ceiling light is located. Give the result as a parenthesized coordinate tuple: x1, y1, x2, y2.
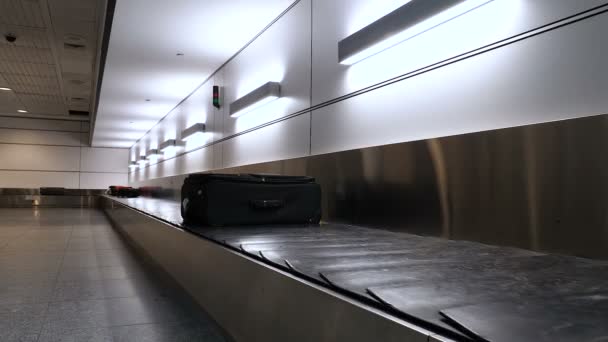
(229, 82, 281, 118)
(338, 0, 493, 65)
(138, 155, 147, 165)
(128, 161, 138, 169)
(159, 139, 177, 152)
(17, 109, 28, 113)
(0, 87, 12, 91)
(146, 148, 161, 157)
(181, 123, 206, 142)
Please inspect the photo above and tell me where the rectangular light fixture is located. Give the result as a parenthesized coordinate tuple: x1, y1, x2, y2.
(146, 148, 161, 157)
(181, 123, 206, 142)
(338, 0, 492, 65)
(229, 82, 281, 118)
(128, 161, 138, 169)
(159, 139, 177, 152)
(137, 155, 147, 165)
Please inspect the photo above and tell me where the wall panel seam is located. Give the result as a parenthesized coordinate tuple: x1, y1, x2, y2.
(309, 0, 313, 156)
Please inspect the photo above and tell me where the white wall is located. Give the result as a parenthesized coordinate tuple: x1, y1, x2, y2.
(0, 116, 128, 189)
(130, 0, 608, 183)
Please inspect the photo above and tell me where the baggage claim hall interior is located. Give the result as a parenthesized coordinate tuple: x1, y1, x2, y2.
(0, 0, 607, 341)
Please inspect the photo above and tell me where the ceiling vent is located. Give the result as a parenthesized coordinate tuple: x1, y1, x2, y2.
(70, 96, 87, 103)
(63, 34, 87, 50)
(69, 110, 89, 116)
(69, 79, 86, 85)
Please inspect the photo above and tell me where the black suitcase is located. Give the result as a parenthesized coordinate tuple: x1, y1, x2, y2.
(118, 187, 140, 198)
(108, 185, 126, 196)
(109, 186, 140, 198)
(181, 173, 321, 226)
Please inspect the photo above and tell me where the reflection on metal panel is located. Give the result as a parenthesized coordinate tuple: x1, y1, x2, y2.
(0, 195, 101, 208)
(0, 189, 105, 208)
(131, 114, 608, 259)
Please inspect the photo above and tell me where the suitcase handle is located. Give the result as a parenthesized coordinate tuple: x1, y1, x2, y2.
(250, 199, 284, 210)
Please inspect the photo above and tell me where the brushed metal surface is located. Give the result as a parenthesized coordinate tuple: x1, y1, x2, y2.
(102, 197, 434, 342)
(130, 114, 608, 259)
(0, 188, 106, 196)
(0, 195, 101, 208)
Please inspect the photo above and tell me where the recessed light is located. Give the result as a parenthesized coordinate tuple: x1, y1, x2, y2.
(159, 139, 177, 152)
(146, 149, 161, 157)
(181, 123, 206, 142)
(0, 87, 12, 91)
(17, 109, 28, 113)
(229, 82, 281, 118)
(338, 0, 493, 65)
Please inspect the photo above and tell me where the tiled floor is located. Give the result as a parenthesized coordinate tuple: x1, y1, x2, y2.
(0, 208, 227, 342)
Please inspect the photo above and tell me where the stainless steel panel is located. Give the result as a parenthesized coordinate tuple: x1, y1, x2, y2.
(312, 9, 608, 156)
(0, 188, 106, 195)
(0, 195, 100, 208)
(312, 0, 608, 105)
(131, 114, 608, 259)
(221, 112, 311, 168)
(102, 197, 433, 342)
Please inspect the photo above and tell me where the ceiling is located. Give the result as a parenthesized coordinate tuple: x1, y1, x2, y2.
(0, 0, 102, 119)
(92, 0, 295, 148)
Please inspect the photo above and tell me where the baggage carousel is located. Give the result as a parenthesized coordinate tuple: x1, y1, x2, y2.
(101, 195, 608, 342)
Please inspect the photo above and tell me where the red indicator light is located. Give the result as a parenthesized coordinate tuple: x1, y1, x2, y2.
(213, 85, 221, 109)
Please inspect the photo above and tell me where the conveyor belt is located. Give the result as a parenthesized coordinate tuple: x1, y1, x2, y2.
(105, 196, 608, 341)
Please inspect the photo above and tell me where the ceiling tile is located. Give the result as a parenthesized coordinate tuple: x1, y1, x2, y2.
(2, 73, 59, 88)
(0, 25, 49, 48)
(0, 0, 46, 28)
(0, 61, 56, 77)
(0, 45, 54, 64)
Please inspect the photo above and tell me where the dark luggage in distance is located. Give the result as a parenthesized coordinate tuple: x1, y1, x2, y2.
(118, 187, 140, 198)
(40, 187, 65, 196)
(108, 186, 140, 198)
(181, 173, 321, 226)
(108, 185, 126, 196)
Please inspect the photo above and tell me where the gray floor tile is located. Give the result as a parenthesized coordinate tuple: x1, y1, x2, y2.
(70, 230, 96, 238)
(61, 251, 139, 269)
(111, 322, 227, 342)
(0, 282, 55, 305)
(0, 302, 48, 342)
(38, 326, 113, 342)
(52, 277, 173, 302)
(3, 241, 68, 253)
(44, 296, 194, 332)
(56, 265, 145, 282)
(94, 239, 128, 250)
(73, 224, 114, 231)
(66, 237, 127, 251)
(0, 269, 58, 285)
(1, 208, 227, 342)
(60, 254, 101, 268)
(66, 239, 96, 251)
(0, 257, 62, 276)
